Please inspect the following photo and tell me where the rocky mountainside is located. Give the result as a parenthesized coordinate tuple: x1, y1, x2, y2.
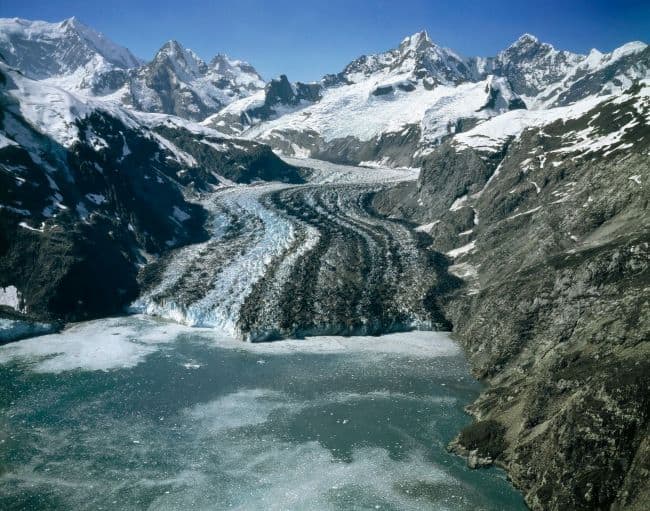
(0, 17, 265, 118)
(0, 17, 140, 79)
(205, 31, 648, 168)
(373, 81, 650, 510)
(324, 30, 476, 86)
(116, 40, 265, 120)
(0, 61, 301, 342)
(480, 34, 649, 107)
(203, 74, 323, 136)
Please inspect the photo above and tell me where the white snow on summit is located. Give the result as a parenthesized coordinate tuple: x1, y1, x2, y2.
(0, 17, 140, 79)
(0, 17, 266, 118)
(1, 19, 648, 168)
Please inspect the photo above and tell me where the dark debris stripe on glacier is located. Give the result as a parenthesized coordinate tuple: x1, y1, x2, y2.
(135, 159, 458, 340)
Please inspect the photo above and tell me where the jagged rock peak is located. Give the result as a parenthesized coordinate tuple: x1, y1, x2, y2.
(157, 39, 184, 52)
(150, 40, 207, 76)
(209, 52, 265, 85)
(513, 33, 541, 46)
(399, 30, 433, 51)
(155, 40, 202, 62)
(211, 52, 248, 68)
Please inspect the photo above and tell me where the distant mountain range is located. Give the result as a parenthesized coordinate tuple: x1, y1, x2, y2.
(0, 17, 264, 119)
(206, 30, 648, 166)
(1, 18, 647, 162)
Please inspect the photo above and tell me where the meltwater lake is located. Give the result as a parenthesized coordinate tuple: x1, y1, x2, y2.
(0, 316, 526, 510)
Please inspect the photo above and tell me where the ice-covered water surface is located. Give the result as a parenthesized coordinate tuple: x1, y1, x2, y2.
(0, 316, 526, 510)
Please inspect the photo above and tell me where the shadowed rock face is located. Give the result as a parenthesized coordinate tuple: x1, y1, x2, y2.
(373, 86, 650, 510)
(120, 40, 265, 121)
(0, 65, 301, 335)
(263, 75, 322, 107)
(0, 109, 206, 325)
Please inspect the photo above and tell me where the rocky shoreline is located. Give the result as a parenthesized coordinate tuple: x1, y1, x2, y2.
(372, 86, 650, 510)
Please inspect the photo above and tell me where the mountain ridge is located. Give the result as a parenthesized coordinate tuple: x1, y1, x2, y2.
(2, 16, 646, 134)
(202, 29, 647, 166)
(0, 17, 266, 119)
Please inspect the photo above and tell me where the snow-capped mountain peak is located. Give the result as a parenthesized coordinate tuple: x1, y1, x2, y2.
(397, 32, 473, 85)
(609, 40, 648, 60)
(209, 53, 265, 88)
(490, 34, 649, 104)
(327, 31, 473, 86)
(0, 17, 140, 80)
(490, 33, 584, 98)
(60, 15, 79, 27)
(156, 39, 199, 61)
(146, 40, 265, 89)
(151, 39, 208, 79)
(399, 30, 432, 52)
(67, 17, 142, 69)
(512, 33, 540, 46)
(500, 32, 561, 60)
(118, 38, 265, 120)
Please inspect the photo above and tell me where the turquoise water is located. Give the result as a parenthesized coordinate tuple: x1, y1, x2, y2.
(0, 316, 527, 510)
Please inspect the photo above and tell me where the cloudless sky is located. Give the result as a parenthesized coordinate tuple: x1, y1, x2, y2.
(1, 0, 648, 81)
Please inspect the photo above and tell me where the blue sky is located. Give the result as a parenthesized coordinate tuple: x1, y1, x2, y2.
(2, 0, 648, 81)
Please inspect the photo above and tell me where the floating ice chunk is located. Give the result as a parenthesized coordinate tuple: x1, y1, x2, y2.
(0, 316, 207, 373)
(185, 389, 290, 433)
